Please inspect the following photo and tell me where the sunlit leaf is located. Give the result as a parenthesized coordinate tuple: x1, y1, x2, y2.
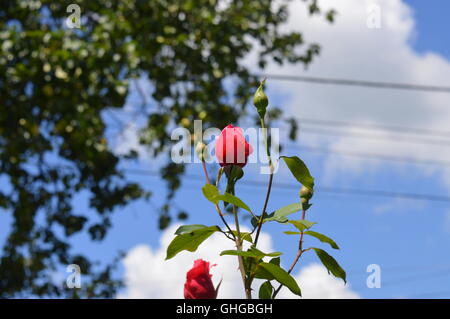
(304, 231, 339, 249)
(280, 156, 314, 191)
(166, 226, 221, 260)
(313, 248, 346, 283)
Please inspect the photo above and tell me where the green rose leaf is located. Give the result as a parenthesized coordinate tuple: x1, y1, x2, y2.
(269, 257, 280, 266)
(174, 224, 208, 235)
(313, 248, 346, 283)
(288, 220, 316, 232)
(254, 264, 275, 280)
(259, 281, 273, 299)
(220, 247, 282, 258)
(304, 231, 340, 249)
(280, 156, 314, 191)
(227, 231, 253, 243)
(264, 203, 303, 223)
(258, 262, 301, 296)
(251, 212, 269, 228)
(202, 184, 220, 204)
(283, 231, 301, 235)
(166, 226, 221, 260)
(249, 246, 282, 257)
(202, 184, 253, 214)
(218, 192, 252, 213)
(220, 250, 261, 258)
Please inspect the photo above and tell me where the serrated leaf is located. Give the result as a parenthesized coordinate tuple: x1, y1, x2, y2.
(264, 203, 303, 223)
(281, 156, 314, 191)
(259, 281, 273, 299)
(166, 226, 220, 260)
(288, 220, 316, 232)
(313, 248, 346, 283)
(304, 231, 339, 249)
(175, 224, 207, 235)
(258, 262, 301, 296)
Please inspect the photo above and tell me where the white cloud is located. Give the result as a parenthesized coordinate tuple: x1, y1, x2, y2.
(112, 122, 148, 158)
(277, 263, 359, 299)
(254, 0, 450, 201)
(119, 225, 358, 299)
(112, 0, 450, 198)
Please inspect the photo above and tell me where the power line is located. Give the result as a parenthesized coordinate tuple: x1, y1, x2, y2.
(258, 73, 450, 93)
(284, 144, 450, 168)
(104, 113, 450, 169)
(296, 126, 450, 147)
(107, 99, 450, 145)
(293, 117, 450, 139)
(123, 168, 450, 204)
(105, 114, 450, 149)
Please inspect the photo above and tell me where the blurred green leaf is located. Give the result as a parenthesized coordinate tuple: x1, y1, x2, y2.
(259, 281, 273, 299)
(288, 220, 316, 232)
(174, 224, 208, 235)
(283, 231, 301, 235)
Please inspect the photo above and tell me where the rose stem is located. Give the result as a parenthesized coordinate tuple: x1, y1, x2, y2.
(272, 209, 306, 298)
(233, 204, 252, 299)
(254, 118, 273, 246)
(246, 118, 274, 293)
(201, 161, 236, 240)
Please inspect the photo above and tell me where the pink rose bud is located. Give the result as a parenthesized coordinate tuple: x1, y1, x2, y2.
(184, 259, 219, 299)
(215, 124, 253, 167)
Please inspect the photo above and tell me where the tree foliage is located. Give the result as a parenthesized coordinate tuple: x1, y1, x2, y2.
(0, 0, 334, 297)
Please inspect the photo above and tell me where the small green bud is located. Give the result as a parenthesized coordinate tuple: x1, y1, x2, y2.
(253, 79, 268, 119)
(299, 185, 313, 200)
(195, 142, 206, 162)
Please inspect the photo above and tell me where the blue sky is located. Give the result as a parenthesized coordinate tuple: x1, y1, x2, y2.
(405, 0, 450, 59)
(110, 0, 450, 299)
(2, 0, 450, 299)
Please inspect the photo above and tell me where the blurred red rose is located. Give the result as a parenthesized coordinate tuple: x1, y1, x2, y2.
(184, 259, 219, 299)
(215, 124, 253, 167)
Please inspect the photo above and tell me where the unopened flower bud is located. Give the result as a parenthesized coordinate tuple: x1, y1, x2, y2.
(253, 80, 268, 119)
(184, 259, 219, 299)
(299, 185, 313, 200)
(196, 142, 206, 162)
